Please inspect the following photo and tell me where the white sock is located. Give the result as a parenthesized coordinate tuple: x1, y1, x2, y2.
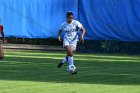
(61, 57, 67, 63)
(68, 56, 74, 65)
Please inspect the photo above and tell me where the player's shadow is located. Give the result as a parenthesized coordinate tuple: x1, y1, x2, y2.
(0, 54, 140, 85)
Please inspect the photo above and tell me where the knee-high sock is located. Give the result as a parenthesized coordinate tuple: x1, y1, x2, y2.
(61, 57, 67, 63)
(68, 56, 74, 65)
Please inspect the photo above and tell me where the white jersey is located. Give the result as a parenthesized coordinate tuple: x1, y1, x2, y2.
(60, 20, 83, 42)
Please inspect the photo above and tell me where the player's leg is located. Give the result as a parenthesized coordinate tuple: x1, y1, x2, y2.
(66, 41, 78, 65)
(57, 56, 68, 68)
(69, 42, 78, 75)
(66, 45, 77, 75)
(61, 56, 68, 64)
(0, 44, 4, 60)
(57, 40, 69, 68)
(57, 45, 72, 68)
(65, 45, 74, 65)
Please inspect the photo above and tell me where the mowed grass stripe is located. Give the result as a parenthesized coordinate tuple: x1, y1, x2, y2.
(0, 51, 140, 93)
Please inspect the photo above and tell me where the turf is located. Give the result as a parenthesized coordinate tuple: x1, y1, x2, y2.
(0, 51, 140, 93)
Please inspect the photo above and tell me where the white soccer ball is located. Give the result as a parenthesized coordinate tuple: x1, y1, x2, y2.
(67, 65, 77, 73)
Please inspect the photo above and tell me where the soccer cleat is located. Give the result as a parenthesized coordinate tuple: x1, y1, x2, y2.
(57, 61, 64, 68)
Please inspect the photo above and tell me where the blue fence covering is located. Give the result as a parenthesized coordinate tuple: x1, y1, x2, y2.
(79, 0, 140, 41)
(0, 0, 140, 41)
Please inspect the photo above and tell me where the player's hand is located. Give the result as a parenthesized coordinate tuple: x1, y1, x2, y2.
(81, 36, 84, 44)
(0, 40, 2, 44)
(58, 36, 61, 42)
(3, 39, 7, 44)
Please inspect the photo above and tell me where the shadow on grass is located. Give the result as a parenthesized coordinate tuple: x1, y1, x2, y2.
(0, 54, 140, 85)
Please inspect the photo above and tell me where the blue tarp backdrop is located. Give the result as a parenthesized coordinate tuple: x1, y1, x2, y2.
(0, 0, 140, 41)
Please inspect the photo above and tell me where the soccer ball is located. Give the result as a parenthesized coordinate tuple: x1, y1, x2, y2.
(67, 65, 77, 74)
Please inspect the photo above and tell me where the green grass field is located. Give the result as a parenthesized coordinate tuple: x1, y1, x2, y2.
(0, 51, 140, 93)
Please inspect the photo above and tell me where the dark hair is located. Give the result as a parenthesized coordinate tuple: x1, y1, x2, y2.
(66, 11, 74, 18)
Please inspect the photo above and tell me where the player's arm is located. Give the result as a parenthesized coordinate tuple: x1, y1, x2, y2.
(58, 30, 62, 42)
(76, 21, 86, 44)
(1, 30, 7, 44)
(80, 27, 86, 44)
(1, 30, 5, 41)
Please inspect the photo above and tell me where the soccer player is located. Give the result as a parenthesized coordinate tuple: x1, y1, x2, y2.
(57, 11, 86, 74)
(0, 20, 7, 60)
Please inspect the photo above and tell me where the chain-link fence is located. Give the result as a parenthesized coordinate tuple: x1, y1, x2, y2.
(5, 37, 140, 55)
(77, 40, 140, 55)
